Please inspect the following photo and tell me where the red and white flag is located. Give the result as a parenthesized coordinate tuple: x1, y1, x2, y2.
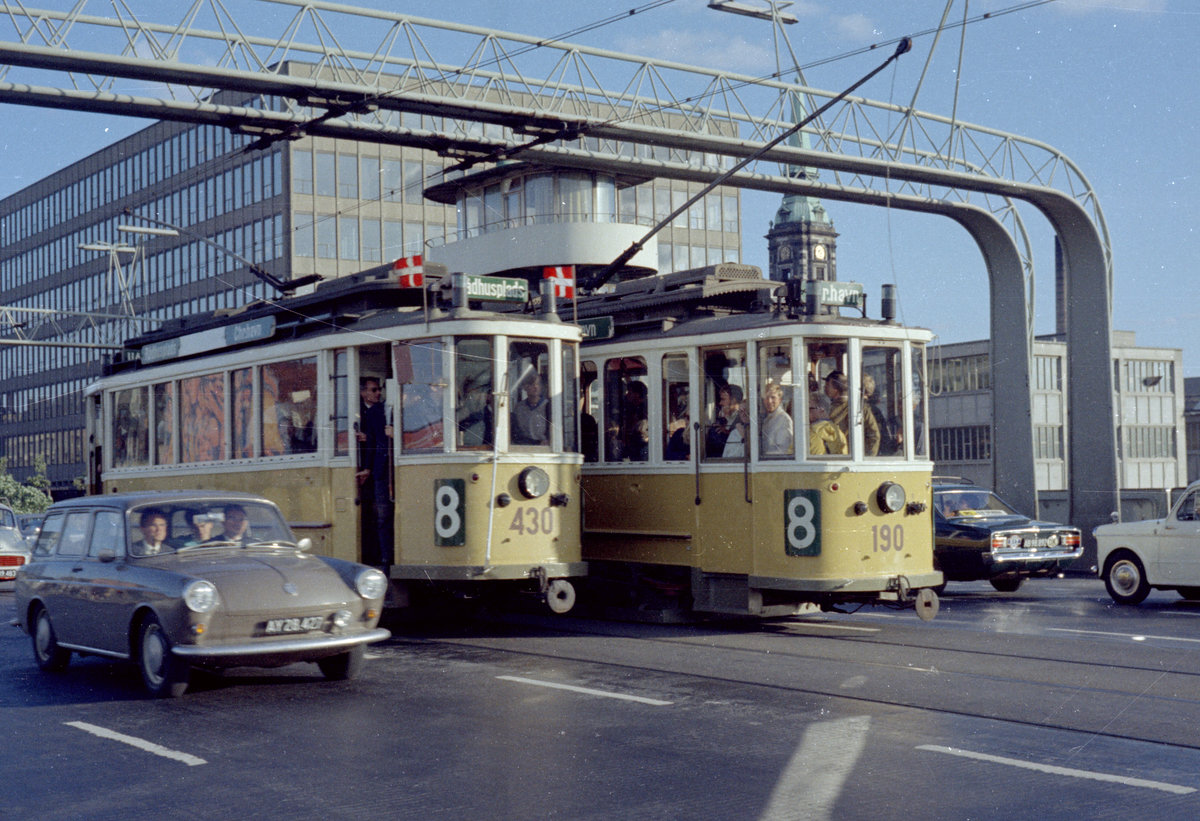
(393, 254, 424, 287)
(543, 265, 575, 299)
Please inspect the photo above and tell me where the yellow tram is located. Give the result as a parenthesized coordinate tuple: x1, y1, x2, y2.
(86, 265, 586, 613)
(576, 265, 941, 619)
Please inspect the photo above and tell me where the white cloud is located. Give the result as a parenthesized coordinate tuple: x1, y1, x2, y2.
(614, 29, 777, 74)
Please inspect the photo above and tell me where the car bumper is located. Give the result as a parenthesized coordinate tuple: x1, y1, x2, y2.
(171, 627, 390, 664)
(988, 546, 1083, 566)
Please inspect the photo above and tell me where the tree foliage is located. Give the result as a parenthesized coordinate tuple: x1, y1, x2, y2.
(0, 457, 54, 513)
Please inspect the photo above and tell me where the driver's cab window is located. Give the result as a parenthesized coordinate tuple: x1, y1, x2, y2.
(805, 341, 849, 458)
(455, 338, 494, 450)
(509, 340, 552, 449)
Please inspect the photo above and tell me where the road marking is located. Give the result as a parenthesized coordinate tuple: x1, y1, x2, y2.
(916, 745, 1195, 795)
(65, 721, 207, 766)
(759, 716, 872, 821)
(1049, 627, 1200, 644)
(787, 622, 880, 633)
(495, 675, 673, 706)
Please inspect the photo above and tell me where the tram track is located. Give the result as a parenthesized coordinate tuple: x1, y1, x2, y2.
(382, 609, 1200, 753)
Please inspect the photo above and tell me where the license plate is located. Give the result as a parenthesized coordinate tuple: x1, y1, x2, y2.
(0, 568, 17, 579)
(264, 615, 324, 634)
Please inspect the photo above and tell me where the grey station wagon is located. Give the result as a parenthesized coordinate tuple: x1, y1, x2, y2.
(12, 491, 389, 697)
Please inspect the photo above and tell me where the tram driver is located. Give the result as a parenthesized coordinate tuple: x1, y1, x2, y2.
(511, 375, 550, 446)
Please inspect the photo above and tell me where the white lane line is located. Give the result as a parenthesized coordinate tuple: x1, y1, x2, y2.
(759, 716, 872, 821)
(65, 721, 207, 766)
(916, 745, 1195, 795)
(787, 622, 880, 633)
(1049, 627, 1200, 644)
(496, 675, 673, 706)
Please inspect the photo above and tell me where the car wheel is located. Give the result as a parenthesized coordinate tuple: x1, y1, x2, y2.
(318, 645, 365, 681)
(32, 606, 71, 672)
(1178, 587, 1200, 601)
(137, 614, 189, 698)
(989, 577, 1023, 593)
(1104, 553, 1150, 605)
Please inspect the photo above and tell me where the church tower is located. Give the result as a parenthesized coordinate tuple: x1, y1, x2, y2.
(765, 94, 839, 284)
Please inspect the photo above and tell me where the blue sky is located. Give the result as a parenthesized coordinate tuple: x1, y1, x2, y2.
(1, 1, 1195, 374)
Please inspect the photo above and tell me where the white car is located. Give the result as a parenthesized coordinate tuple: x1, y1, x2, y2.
(1, 503, 32, 583)
(1095, 482, 1200, 604)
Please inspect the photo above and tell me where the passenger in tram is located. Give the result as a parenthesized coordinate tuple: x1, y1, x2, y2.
(456, 371, 493, 448)
(760, 380, 794, 457)
(619, 381, 650, 461)
(825, 370, 880, 455)
(861, 374, 896, 456)
(808, 393, 848, 456)
(356, 376, 394, 567)
(720, 385, 750, 458)
(511, 375, 550, 446)
(665, 392, 691, 460)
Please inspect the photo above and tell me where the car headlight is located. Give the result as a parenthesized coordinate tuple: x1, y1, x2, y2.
(356, 568, 388, 600)
(183, 580, 219, 613)
(876, 481, 906, 514)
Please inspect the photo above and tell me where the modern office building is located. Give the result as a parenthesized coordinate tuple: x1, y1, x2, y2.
(929, 331, 1187, 496)
(0, 68, 743, 495)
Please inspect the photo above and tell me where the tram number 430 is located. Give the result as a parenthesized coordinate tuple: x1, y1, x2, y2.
(434, 479, 556, 545)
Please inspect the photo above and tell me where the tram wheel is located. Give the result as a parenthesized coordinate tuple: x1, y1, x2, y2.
(545, 579, 577, 615)
(914, 588, 939, 622)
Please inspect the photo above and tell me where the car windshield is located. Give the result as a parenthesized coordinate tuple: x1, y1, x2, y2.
(936, 490, 1019, 519)
(127, 501, 294, 556)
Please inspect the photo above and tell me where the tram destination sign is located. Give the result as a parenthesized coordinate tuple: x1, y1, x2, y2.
(465, 275, 527, 303)
(140, 316, 276, 364)
(804, 280, 864, 308)
(578, 316, 614, 341)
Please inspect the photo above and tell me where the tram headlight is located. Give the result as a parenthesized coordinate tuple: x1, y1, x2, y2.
(876, 482, 906, 514)
(517, 466, 550, 499)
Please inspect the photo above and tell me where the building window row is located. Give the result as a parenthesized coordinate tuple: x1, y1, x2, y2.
(929, 353, 990, 394)
(1121, 425, 1177, 459)
(1120, 359, 1174, 394)
(931, 425, 991, 462)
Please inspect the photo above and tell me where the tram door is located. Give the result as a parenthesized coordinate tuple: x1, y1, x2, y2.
(357, 345, 394, 568)
(693, 346, 757, 580)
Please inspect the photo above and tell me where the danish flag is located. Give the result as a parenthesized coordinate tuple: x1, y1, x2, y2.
(543, 265, 575, 299)
(393, 254, 424, 287)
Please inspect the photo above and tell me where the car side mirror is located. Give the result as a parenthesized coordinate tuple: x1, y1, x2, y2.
(97, 548, 117, 563)
(297, 537, 313, 552)
(1109, 511, 1119, 524)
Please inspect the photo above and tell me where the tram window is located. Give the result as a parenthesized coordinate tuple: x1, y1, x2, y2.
(604, 357, 648, 462)
(580, 361, 599, 462)
(563, 344, 580, 454)
(863, 346, 904, 457)
(397, 340, 445, 452)
(153, 382, 175, 465)
(757, 343, 794, 459)
(509, 340, 551, 448)
(263, 358, 318, 456)
(179, 373, 226, 462)
(911, 344, 928, 458)
(702, 347, 748, 460)
(232, 367, 254, 459)
(662, 354, 691, 461)
(806, 341, 849, 458)
(455, 338, 494, 450)
(112, 386, 149, 468)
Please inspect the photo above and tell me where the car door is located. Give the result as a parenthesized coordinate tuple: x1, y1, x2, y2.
(43, 510, 95, 646)
(1154, 489, 1200, 585)
(79, 510, 133, 654)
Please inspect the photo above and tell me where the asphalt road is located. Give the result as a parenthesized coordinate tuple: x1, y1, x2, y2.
(4, 578, 1200, 820)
